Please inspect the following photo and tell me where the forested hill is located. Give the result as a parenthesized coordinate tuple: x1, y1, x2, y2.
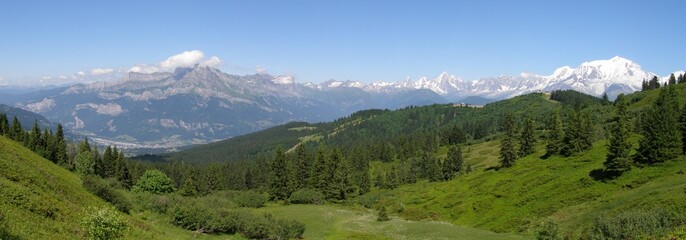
(165, 91, 604, 164)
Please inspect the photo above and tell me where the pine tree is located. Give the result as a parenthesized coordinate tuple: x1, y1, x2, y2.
(500, 113, 518, 167)
(311, 145, 329, 190)
(377, 206, 390, 222)
(601, 92, 609, 103)
(648, 76, 660, 90)
(10, 116, 23, 142)
(669, 73, 677, 85)
(561, 110, 594, 156)
(604, 94, 632, 174)
(519, 118, 537, 157)
(115, 151, 132, 189)
(330, 148, 352, 201)
(0, 113, 8, 136)
(102, 146, 115, 178)
(641, 79, 648, 91)
(636, 86, 682, 164)
(55, 124, 68, 166)
(678, 74, 686, 84)
(374, 172, 385, 189)
(179, 175, 199, 197)
(268, 148, 290, 200)
(442, 145, 463, 180)
(681, 103, 686, 154)
(387, 166, 399, 189)
(292, 144, 312, 190)
(28, 119, 42, 152)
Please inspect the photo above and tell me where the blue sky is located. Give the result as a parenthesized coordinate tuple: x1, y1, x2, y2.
(0, 0, 684, 85)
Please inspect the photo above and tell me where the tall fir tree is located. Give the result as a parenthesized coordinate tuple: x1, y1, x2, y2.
(499, 112, 518, 167)
(115, 150, 132, 189)
(330, 148, 353, 200)
(10, 116, 22, 142)
(0, 113, 8, 136)
(680, 103, 686, 154)
(561, 110, 594, 156)
(544, 110, 564, 158)
(27, 119, 42, 152)
(519, 118, 537, 157)
(604, 94, 633, 174)
(102, 146, 115, 177)
(668, 73, 677, 85)
(268, 147, 290, 200)
(678, 73, 686, 84)
(292, 144, 312, 190)
(311, 145, 329, 190)
(636, 86, 682, 164)
(442, 145, 463, 180)
(55, 124, 68, 166)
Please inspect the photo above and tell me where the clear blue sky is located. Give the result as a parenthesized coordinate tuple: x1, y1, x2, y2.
(0, 0, 684, 85)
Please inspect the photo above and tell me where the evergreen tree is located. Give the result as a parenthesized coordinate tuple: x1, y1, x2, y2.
(648, 76, 660, 90)
(678, 74, 686, 84)
(387, 166, 399, 189)
(115, 151, 132, 189)
(10, 116, 23, 142)
(604, 94, 632, 175)
(641, 79, 648, 91)
(0, 113, 8, 136)
(330, 148, 353, 200)
(681, 103, 686, 154)
(292, 144, 312, 190)
(27, 119, 42, 152)
(102, 146, 115, 178)
(427, 153, 441, 182)
(636, 86, 682, 164)
(179, 175, 199, 197)
(374, 172, 385, 189)
(377, 206, 390, 222)
(447, 125, 467, 145)
(519, 118, 537, 157)
(311, 145, 329, 190)
(499, 113, 518, 167)
(268, 147, 290, 200)
(561, 110, 594, 156)
(55, 124, 68, 166)
(601, 92, 609, 103)
(668, 73, 677, 85)
(442, 145, 463, 180)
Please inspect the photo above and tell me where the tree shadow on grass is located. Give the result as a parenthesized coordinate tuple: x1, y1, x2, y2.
(589, 168, 621, 182)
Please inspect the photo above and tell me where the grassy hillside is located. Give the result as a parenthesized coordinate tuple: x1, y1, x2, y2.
(0, 136, 222, 239)
(364, 137, 686, 238)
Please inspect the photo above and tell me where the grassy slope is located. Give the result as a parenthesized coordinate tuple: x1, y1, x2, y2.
(258, 204, 525, 240)
(0, 136, 242, 239)
(371, 137, 686, 238)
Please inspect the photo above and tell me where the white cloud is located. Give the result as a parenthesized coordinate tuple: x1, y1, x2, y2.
(77, 71, 85, 76)
(256, 66, 267, 74)
(200, 56, 223, 68)
(90, 68, 115, 76)
(129, 50, 224, 73)
(41, 76, 52, 80)
(58, 75, 68, 80)
(159, 50, 205, 69)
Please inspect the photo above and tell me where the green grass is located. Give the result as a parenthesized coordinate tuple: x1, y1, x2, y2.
(257, 204, 526, 240)
(364, 137, 686, 238)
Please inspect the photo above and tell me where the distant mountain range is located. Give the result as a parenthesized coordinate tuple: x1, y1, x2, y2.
(3, 56, 682, 150)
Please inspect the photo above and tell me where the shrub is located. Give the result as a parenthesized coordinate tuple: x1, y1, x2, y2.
(233, 191, 268, 208)
(239, 214, 272, 239)
(588, 209, 674, 239)
(271, 218, 306, 240)
(131, 192, 175, 214)
(287, 188, 325, 205)
(170, 203, 210, 232)
(377, 206, 390, 222)
(358, 193, 380, 208)
(536, 220, 561, 240)
(131, 170, 176, 194)
(82, 175, 132, 213)
(82, 207, 127, 240)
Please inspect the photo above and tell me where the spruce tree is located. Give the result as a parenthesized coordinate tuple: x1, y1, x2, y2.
(374, 172, 385, 189)
(442, 145, 463, 180)
(669, 73, 677, 85)
(292, 144, 312, 190)
(499, 113, 518, 167)
(636, 86, 682, 164)
(55, 124, 68, 166)
(103, 146, 115, 178)
(311, 145, 328, 190)
(561, 110, 594, 156)
(28, 119, 42, 152)
(330, 148, 352, 200)
(681, 103, 686, 154)
(604, 94, 632, 174)
(544, 110, 564, 157)
(377, 206, 390, 222)
(519, 118, 537, 157)
(179, 176, 199, 197)
(387, 166, 399, 189)
(10, 116, 22, 142)
(0, 113, 8, 136)
(115, 151, 132, 189)
(679, 74, 686, 84)
(268, 148, 289, 200)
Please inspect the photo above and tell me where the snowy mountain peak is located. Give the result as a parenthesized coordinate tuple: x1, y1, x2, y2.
(272, 75, 295, 85)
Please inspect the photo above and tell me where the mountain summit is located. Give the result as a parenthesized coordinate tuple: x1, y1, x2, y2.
(9, 57, 680, 150)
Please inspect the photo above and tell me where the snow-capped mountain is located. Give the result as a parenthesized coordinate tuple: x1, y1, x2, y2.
(7, 56, 682, 150)
(317, 56, 676, 100)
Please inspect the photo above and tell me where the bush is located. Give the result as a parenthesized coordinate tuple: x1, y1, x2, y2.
(170, 204, 210, 232)
(82, 175, 132, 213)
(233, 191, 268, 208)
(271, 218, 306, 240)
(588, 209, 674, 239)
(131, 192, 175, 214)
(82, 207, 127, 240)
(377, 206, 390, 222)
(536, 220, 561, 240)
(131, 170, 176, 194)
(287, 188, 325, 205)
(358, 193, 380, 208)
